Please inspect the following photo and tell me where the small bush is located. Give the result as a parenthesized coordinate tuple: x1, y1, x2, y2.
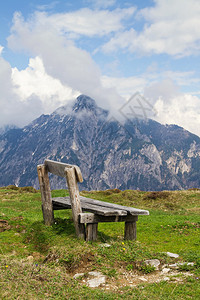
(139, 263, 156, 274)
(20, 186, 37, 193)
(6, 185, 19, 190)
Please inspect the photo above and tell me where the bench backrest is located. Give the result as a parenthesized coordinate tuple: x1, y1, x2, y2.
(44, 159, 83, 182)
(37, 159, 85, 239)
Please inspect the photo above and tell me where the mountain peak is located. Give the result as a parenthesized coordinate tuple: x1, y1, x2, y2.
(72, 95, 97, 112)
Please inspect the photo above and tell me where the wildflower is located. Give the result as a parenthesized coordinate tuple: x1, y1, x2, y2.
(6, 265, 8, 268)
(122, 242, 124, 245)
(123, 248, 126, 251)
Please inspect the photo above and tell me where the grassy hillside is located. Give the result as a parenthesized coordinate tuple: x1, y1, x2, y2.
(0, 186, 199, 299)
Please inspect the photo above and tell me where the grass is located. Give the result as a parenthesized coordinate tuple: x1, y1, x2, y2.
(0, 186, 199, 299)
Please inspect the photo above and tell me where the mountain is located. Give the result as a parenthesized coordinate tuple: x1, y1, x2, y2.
(0, 94, 200, 191)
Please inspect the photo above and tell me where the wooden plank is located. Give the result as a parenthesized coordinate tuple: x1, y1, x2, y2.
(80, 196, 149, 215)
(44, 159, 83, 182)
(65, 167, 85, 239)
(79, 213, 138, 224)
(86, 223, 98, 241)
(52, 197, 71, 210)
(52, 197, 127, 216)
(37, 164, 54, 225)
(124, 221, 137, 240)
(52, 196, 148, 216)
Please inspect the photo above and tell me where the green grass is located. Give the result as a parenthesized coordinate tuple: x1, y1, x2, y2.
(0, 186, 200, 299)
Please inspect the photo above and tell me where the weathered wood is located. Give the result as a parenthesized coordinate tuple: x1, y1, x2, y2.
(79, 213, 138, 224)
(80, 197, 149, 215)
(52, 197, 71, 210)
(45, 159, 83, 182)
(65, 167, 85, 239)
(52, 196, 148, 216)
(38, 159, 149, 241)
(52, 197, 127, 216)
(124, 221, 137, 240)
(37, 164, 54, 225)
(86, 223, 98, 241)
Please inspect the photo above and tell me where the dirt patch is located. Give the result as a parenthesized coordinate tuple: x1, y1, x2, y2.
(0, 220, 11, 232)
(74, 264, 196, 290)
(144, 191, 171, 200)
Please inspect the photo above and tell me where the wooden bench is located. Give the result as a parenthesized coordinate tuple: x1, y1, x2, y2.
(37, 159, 149, 241)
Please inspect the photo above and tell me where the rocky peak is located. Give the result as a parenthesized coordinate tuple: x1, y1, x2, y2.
(73, 95, 97, 112)
(72, 94, 108, 119)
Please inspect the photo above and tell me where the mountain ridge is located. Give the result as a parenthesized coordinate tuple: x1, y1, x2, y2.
(0, 94, 200, 190)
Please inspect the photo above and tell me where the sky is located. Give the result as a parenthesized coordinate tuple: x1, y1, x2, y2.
(1, 0, 200, 136)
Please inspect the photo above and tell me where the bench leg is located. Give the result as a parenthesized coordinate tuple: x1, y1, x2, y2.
(37, 165, 54, 226)
(86, 223, 98, 241)
(124, 220, 137, 240)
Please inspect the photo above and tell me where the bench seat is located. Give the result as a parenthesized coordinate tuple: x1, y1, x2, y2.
(52, 196, 149, 217)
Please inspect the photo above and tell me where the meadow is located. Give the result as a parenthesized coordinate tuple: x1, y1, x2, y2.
(0, 186, 199, 299)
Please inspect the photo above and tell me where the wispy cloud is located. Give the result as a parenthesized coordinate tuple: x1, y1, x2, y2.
(101, 0, 200, 57)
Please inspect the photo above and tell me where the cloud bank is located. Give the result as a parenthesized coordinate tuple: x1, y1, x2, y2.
(0, 0, 200, 137)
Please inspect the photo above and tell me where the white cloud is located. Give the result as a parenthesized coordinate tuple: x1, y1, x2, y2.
(10, 7, 135, 41)
(7, 11, 124, 113)
(102, 0, 200, 56)
(12, 56, 79, 113)
(101, 75, 146, 98)
(0, 46, 4, 55)
(154, 93, 200, 137)
(0, 56, 44, 128)
(142, 79, 200, 136)
(4, 4, 200, 137)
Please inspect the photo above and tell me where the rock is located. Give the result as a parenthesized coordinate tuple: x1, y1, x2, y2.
(73, 273, 84, 279)
(168, 263, 178, 269)
(87, 272, 106, 288)
(88, 271, 102, 277)
(138, 276, 147, 282)
(179, 262, 194, 266)
(166, 252, 179, 258)
(27, 256, 34, 262)
(99, 243, 111, 248)
(162, 268, 170, 274)
(163, 277, 170, 281)
(144, 259, 160, 270)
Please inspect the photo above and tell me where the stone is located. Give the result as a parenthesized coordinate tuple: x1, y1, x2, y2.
(138, 276, 147, 282)
(166, 252, 179, 258)
(88, 271, 102, 277)
(162, 268, 170, 274)
(87, 275, 106, 288)
(99, 243, 111, 248)
(163, 277, 170, 281)
(144, 259, 160, 270)
(86, 271, 106, 288)
(169, 263, 178, 269)
(73, 273, 84, 279)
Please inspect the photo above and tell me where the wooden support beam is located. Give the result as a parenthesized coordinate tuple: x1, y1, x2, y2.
(37, 164, 54, 225)
(86, 223, 98, 241)
(65, 167, 85, 240)
(124, 221, 137, 240)
(79, 213, 138, 224)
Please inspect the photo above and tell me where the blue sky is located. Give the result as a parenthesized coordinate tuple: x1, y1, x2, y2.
(1, 0, 200, 136)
